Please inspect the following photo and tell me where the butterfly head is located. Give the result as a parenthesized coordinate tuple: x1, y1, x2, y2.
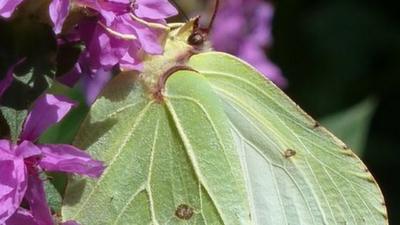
(187, 0, 219, 50)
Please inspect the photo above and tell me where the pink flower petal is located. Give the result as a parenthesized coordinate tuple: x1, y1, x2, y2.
(38, 144, 105, 178)
(119, 43, 144, 71)
(57, 63, 83, 87)
(211, 0, 286, 87)
(0, 142, 28, 224)
(0, 58, 26, 99)
(0, 140, 12, 150)
(119, 15, 163, 54)
(24, 175, 54, 225)
(82, 69, 112, 105)
(135, 0, 178, 20)
(14, 141, 41, 159)
(238, 42, 287, 87)
(4, 208, 39, 225)
(49, 0, 71, 34)
(0, 0, 24, 18)
(20, 94, 77, 142)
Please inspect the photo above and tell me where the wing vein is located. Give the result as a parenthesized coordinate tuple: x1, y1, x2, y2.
(71, 101, 154, 219)
(164, 99, 228, 224)
(147, 119, 161, 225)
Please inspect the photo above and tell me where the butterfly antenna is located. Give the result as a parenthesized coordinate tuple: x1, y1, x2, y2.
(207, 0, 220, 31)
(170, 0, 189, 21)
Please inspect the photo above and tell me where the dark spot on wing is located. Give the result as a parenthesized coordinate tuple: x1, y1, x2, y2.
(284, 149, 296, 158)
(175, 204, 194, 220)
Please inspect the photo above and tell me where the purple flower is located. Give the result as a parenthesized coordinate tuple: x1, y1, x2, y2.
(1, 0, 69, 34)
(5, 208, 79, 225)
(60, 0, 177, 104)
(76, 0, 177, 25)
(4, 208, 40, 225)
(0, 58, 26, 99)
(59, 19, 140, 104)
(211, 0, 286, 87)
(0, 0, 24, 18)
(0, 94, 105, 225)
(81, 68, 112, 105)
(49, 0, 71, 34)
(73, 0, 177, 66)
(77, 19, 144, 72)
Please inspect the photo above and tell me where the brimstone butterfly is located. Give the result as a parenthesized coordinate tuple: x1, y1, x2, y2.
(62, 1, 387, 224)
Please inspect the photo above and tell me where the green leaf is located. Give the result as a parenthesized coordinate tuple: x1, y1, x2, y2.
(321, 98, 377, 156)
(39, 82, 89, 145)
(0, 107, 27, 142)
(44, 179, 63, 214)
(187, 52, 387, 224)
(0, 18, 57, 109)
(62, 72, 251, 224)
(13, 68, 34, 87)
(39, 83, 88, 205)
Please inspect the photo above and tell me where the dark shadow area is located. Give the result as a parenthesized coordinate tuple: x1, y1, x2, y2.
(0, 18, 57, 109)
(62, 177, 87, 206)
(73, 116, 118, 150)
(101, 71, 141, 102)
(271, 0, 400, 223)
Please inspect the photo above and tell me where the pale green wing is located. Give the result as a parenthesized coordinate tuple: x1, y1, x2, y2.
(62, 71, 251, 225)
(188, 52, 388, 225)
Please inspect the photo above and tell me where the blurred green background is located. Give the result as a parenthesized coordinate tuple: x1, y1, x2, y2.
(271, 0, 400, 223)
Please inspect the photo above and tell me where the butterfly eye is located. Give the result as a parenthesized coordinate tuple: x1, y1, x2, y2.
(187, 32, 205, 46)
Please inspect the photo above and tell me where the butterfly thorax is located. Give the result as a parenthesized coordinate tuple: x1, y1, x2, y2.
(125, 19, 211, 102)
